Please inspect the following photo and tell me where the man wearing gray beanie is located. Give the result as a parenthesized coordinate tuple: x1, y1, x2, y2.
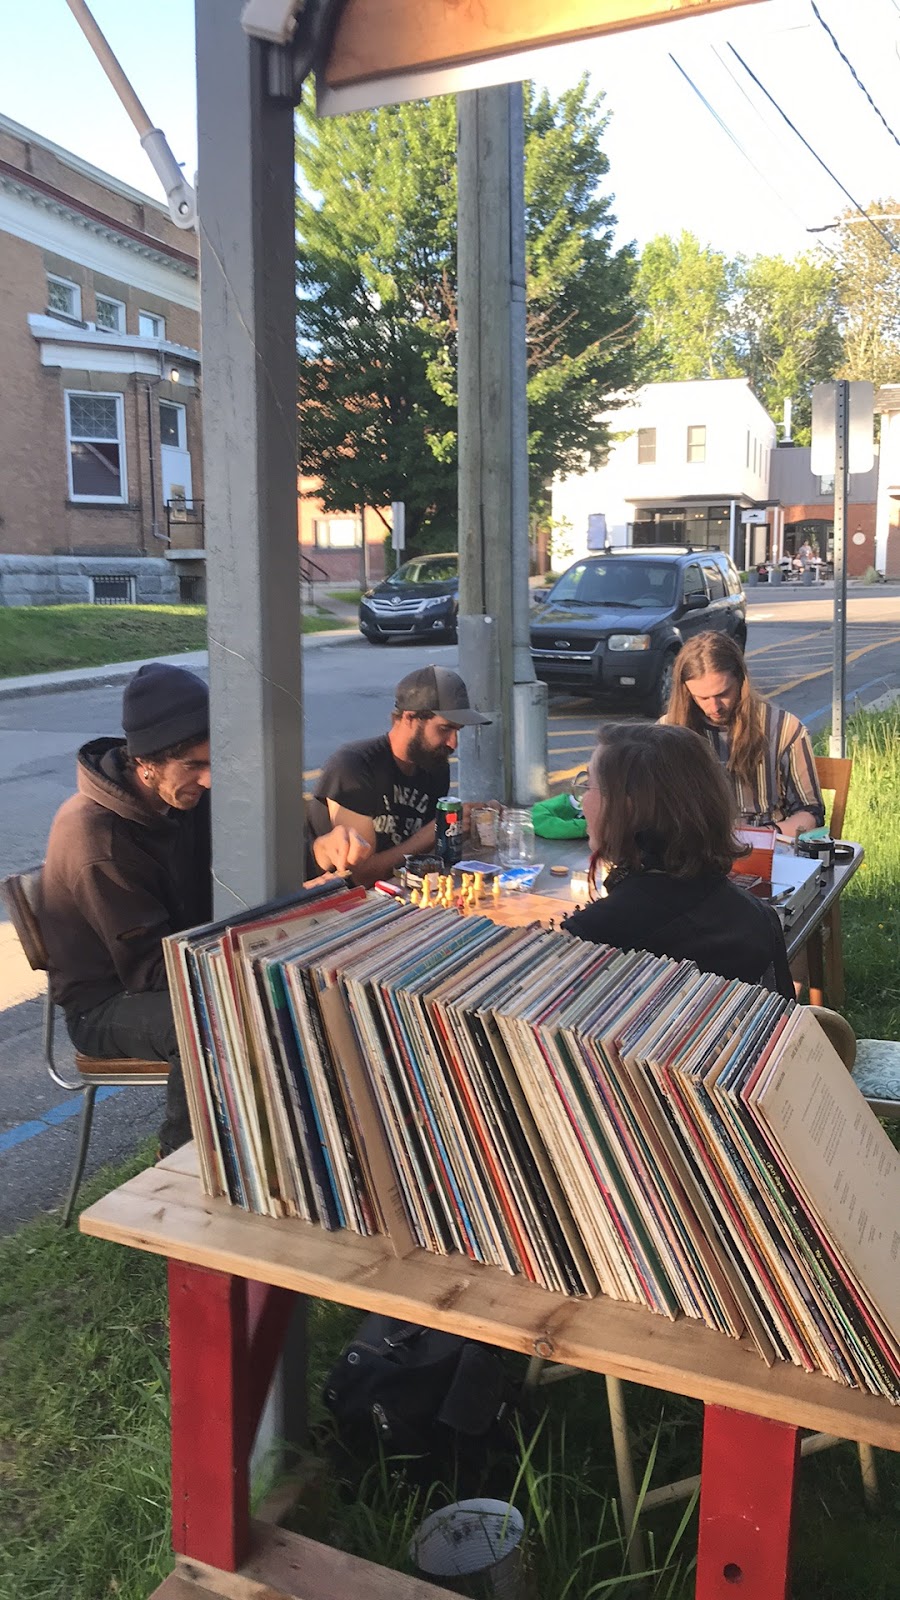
(42, 662, 370, 1159)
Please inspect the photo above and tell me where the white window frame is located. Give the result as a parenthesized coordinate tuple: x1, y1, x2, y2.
(159, 399, 187, 452)
(313, 515, 362, 549)
(95, 293, 125, 333)
(64, 390, 128, 505)
(686, 424, 707, 465)
(47, 273, 81, 321)
(637, 427, 656, 465)
(138, 310, 165, 340)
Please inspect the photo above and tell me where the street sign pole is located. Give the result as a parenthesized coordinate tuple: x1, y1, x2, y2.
(830, 381, 849, 758)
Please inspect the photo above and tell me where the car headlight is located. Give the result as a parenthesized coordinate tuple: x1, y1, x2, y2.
(607, 634, 652, 651)
(421, 596, 450, 610)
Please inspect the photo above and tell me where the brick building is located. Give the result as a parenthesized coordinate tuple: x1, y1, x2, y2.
(297, 475, 388, 586)
(0, 114, 204, 604)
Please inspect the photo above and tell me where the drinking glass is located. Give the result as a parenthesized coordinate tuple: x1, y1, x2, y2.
(498, 808, 536, 868)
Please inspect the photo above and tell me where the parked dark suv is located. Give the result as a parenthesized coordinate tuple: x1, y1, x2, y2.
(359, 553, 458, 644)
(530, 546, 746, 714)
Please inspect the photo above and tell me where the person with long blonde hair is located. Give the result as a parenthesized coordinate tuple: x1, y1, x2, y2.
(663, 632, 823, 838)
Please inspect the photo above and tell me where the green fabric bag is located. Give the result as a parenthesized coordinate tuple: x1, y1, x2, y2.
(532, 792, 588, 840)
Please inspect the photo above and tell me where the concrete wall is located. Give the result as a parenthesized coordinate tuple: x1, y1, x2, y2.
(0, 554, 179, 607)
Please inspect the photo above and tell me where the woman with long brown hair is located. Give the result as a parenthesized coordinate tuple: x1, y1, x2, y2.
(563, 722, 793, 997)
(663, 632, 823, 838)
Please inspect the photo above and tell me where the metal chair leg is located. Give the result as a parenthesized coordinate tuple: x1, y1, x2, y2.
(61, 1086, 97, 1227)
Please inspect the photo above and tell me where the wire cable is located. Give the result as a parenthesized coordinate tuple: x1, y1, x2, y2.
(707, 43, 839, 256)
(668, 53, 823, 243)
(810, 0, 900, 152)
(727, 43, 900, 257)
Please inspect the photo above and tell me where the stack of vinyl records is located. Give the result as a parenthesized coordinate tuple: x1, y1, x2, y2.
(164, 884, 900, 1400)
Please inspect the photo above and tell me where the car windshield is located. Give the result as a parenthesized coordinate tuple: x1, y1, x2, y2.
(548, 559, 678, 609)
(389, 557, 457, 585)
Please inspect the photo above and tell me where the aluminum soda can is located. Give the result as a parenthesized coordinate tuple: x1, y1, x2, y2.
(436, 796, 463, 870)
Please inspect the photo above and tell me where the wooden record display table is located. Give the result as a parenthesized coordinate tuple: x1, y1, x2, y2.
(81, 1145, 900, 1600)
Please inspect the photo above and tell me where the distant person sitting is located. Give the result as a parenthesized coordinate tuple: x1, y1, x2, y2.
(563, 722, 794, 998)
(41, 662, 370, 1157)
(663, 632, 824, 839)
(309, 665, 491, 889)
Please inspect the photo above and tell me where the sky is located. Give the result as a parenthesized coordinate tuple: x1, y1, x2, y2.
(1, 0, 899, 262)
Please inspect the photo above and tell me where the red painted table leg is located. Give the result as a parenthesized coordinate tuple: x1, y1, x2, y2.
(168, 1260, 252, 1570)
(696, 1404, 799, 1600)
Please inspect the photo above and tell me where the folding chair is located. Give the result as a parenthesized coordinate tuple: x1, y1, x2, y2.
(0, 866, 169, 1226)
(814, 755, 853, 1005)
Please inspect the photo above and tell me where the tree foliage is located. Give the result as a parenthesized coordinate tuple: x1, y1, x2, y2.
(635, 232, 735, 382)
(728, 253, 842, 442)
(829, 201, 900, 389)
(634, 229, 844, 441)
(295, 82, 638, 550)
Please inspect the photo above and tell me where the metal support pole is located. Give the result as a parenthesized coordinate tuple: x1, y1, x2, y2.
(830, 380, 850, 758)
(457, 85, 548, 806)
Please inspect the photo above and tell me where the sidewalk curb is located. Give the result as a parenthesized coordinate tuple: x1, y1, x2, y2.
(0, 625, 361, 701)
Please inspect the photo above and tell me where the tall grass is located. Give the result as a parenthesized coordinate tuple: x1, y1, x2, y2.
(828, 707, 900, 1041)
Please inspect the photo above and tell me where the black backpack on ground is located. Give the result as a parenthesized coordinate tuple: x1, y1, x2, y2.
(322, 1314, 513, 1484)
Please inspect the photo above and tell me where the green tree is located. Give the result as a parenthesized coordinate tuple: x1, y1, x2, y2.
(829, 201, 900, 388)
(295, 82, 638, 551)
(635, 231, 735, 381)
(727, 253, 842, 442)
(296, 96, 458, 550)
(522, 82, 638, 510)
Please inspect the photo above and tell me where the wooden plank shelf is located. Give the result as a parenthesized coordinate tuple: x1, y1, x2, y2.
(81, 1158, 900, 1452)
(150, 1522, 460, 1600)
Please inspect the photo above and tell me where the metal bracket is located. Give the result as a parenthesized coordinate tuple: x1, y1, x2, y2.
(258, 0, 350, 103)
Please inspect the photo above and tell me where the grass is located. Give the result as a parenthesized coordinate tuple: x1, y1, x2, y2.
(326, 588, 362, 604)
(1, 705, 898, 1598)
(819, 707, 900, 1042)
(0, 1144, 171, 1600)
(0, 602, 347, 678)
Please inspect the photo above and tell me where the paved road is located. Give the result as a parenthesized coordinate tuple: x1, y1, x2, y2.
(1, 588, 898, 1230)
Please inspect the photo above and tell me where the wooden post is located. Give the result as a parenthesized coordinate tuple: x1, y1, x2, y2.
(696, 1405, 799, 1600)
(168, 1261, 252, 1569)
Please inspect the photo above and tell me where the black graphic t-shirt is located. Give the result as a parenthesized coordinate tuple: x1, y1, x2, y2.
(310, 734, 449, 854)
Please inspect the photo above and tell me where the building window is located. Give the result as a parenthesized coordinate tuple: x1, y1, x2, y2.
(91, 573, 136, 605)
(637, 427, 656, 465)
(47, 274, 81, 321)
(159, 400, 186, 450)
(313, 516, 362, 549)
(139, 310, 165, 339)
(686, 425, 706, 464)
(65, 391, 127, 503)
(95, 294, 125, 332)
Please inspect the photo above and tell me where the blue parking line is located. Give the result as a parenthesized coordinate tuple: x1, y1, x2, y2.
(0, 1085, 123, 1154)
(803, 674, 895, 729)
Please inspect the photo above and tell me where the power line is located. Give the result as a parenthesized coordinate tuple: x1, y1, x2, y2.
(707, 43, 839, 256)
(810, 0, 900, 152)
(668, 52, 830, 249)
(727, 43, 900, 257)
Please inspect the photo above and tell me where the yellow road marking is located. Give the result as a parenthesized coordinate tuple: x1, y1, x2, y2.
(756, 634, 900, 700)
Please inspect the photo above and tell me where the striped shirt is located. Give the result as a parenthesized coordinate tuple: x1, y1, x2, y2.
(701, 702, 825, 829)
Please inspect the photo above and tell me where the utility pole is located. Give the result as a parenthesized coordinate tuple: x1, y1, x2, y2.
(830, 380, 850, 759)
(456, 85, 548, 805)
